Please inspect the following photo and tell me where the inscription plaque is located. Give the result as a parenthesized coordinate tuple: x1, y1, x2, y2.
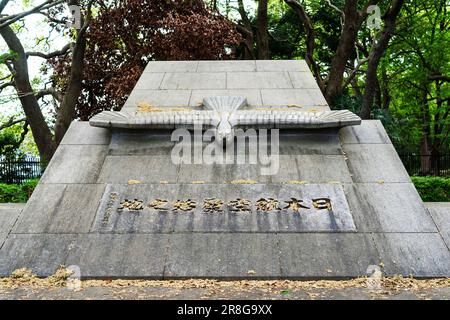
(92, 183, 356, 233)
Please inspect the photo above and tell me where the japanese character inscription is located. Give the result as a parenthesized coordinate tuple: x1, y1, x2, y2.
(115, 195, 332, 214)
(95, 184, 356, 233)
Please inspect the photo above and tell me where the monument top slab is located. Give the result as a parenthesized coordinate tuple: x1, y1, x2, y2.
(121, 60, 330, 111)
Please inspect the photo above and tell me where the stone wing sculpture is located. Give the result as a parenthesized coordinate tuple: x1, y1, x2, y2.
(90, 96, 361, 142)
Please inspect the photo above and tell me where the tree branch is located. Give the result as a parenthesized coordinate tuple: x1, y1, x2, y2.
(0, 116, 26, 130)
(38, 11, 66, 25)
(360, 0, 405, 119)
(0, 0, 65, 28)
(16, 120, 29, 146)
(0, 0, 10, 14)
(342, 57, 369, 90)
(27, 43, 70, 59)
(284, 0, 324, 92)
(0, 24, 56, 161)
(35, 87, 63, 102)
(0, 81, 13, 91)
(54, 0, 92, 144)
(325, 0, 345, 28)
(428, 74, 450, 82)
(236, 0, 255, 59)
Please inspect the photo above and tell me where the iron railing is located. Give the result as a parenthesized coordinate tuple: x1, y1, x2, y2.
(0, 154, 448, 184)
(0, 158, 45, 184)
(399, 154, 450, 177)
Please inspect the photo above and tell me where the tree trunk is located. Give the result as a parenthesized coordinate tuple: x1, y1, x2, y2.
(237, 0, 255, 59)
(256, 0, 270, 59)
(284, 0, 324, 92)
(351, 77, 362, 98)
(420, 136, 432, 175)
(0, 25, 55, 162)
(419, 92, 432, 175)
(381, 65, 391, 109)
(360, 0, 404, 119)
(54, 25, 87, 144)
(374, 75, 382, 107)
(54, 0, 89, 144)
(325, 0, 363, 104)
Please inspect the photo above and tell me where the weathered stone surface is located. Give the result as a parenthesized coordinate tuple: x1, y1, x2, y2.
(339, 120, 391, 144)
(225, 163, 272, 184)
(161, 72, 226, 90)
(1, 231, 447, 278)
(260, 89, 329, 108)
(60, 121, 111, 145)
(123, 89, 191, 108)
(177, 163, 227, 183)
(278, 233, 380, 278)
(0, 203, 26, 210)
(427, 202, 450, 248)
(40, 145, 108, 184)
(160, 153, 349, 184)
(278, 132, 343, 155)
(189, 89, 262, 107)
(91, 183, 355, 233)
(373, 233, 450, 277)
(108, 131, 174, 155)
(0, 234, 168, 278)
(305, 89, 329, 106)
(143, 60, 198, 73)
(132, 72, 165, 90)
(164, 234, 280, 278)
(0, 234, 78, 277)
(97, 155, 179, 183)
(0, 204, 23, 247)
(104, 129, 342, 159)
(344, 183, 436, 232)
(343, 144, 411, 183)
(227, 72, 292, 89)
(272, 155, 352, 183)
(13, 184, 105, 233)
(256, 60, 309, 72)
(197, 60, 256, 72)
(65, 234, 168, 278)
(289, 71, 319, 89)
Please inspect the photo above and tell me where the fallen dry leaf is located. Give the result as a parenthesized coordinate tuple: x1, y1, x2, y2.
(285, 180, 308, 184)
(127, 180, 142, 185)
(230, 179, 257, 184)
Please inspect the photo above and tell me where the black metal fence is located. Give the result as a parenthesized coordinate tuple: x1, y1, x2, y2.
(399, 154, 450, 177)
(0, 154, 449, 184)
(0, 158, 45, 184)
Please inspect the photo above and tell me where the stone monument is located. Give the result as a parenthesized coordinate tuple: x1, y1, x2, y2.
(0, 60, 448, 279)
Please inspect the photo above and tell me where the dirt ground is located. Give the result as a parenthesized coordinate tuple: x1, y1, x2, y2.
(0, 268, 449, 300)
